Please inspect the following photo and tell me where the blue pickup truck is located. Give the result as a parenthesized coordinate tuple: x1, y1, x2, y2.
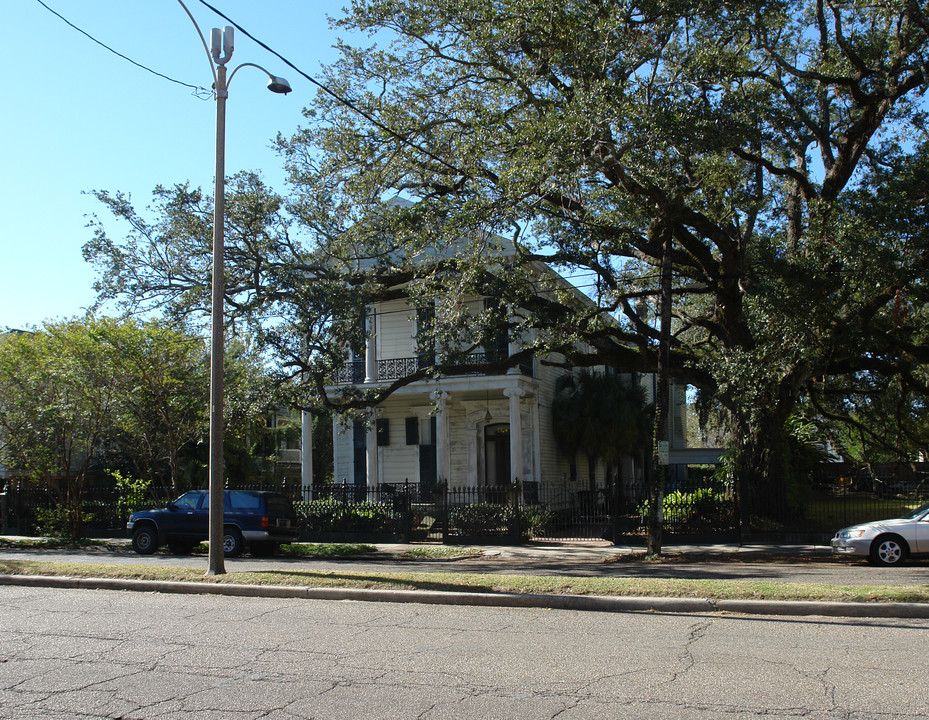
(127, 489, 299, 557)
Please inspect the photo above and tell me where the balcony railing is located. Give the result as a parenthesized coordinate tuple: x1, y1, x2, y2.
(378, 356, 425, 380)
(332, 354, 533, 384)
(332, 359, 365, 384)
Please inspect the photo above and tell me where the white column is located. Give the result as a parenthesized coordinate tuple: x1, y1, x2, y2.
(366, 409, 378, 491)
(364, 308, 377, 383)
(301, 409, 313, 502)
(504, 388, 524, 484)
(507, 338, 520, 374)
(432, 391, 450, 485)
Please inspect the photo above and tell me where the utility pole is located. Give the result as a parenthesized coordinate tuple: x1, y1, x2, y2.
(647, 222, 673, 556)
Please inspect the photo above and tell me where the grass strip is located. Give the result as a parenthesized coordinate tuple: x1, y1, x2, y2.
(397, 547, 483, 559)
(277, 543, 377, 557)
(1, 559, 927, 603)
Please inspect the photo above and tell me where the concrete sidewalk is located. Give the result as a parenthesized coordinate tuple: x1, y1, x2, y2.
(2, 535, 836, 565)
(1, 535, 836, 559)
(448, 539, 835, 562)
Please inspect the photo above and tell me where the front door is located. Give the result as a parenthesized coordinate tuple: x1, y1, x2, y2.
(484, 423, 511, 489)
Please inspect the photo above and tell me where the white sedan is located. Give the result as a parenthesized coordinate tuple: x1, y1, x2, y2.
(831, 502, 929, 566)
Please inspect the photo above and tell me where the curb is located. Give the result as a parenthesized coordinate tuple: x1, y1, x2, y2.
(2, 574, 927, 619)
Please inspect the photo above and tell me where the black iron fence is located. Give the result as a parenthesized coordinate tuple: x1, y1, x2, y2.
(3, 470, 928, 543)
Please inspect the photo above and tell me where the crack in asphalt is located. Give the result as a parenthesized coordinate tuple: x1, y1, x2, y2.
(3, 587, 928, 719)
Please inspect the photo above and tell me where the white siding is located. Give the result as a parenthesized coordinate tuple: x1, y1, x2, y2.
(376, 300, 416, 359)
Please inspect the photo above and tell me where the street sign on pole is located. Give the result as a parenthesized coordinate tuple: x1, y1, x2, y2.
(657, 441, 670, 466)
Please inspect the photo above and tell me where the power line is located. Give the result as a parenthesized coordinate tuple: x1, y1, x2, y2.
(196, 0, 465, 176)
(33, 0, 211, 98)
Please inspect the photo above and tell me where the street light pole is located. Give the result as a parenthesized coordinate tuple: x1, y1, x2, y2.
(176, 2, 290, 576)
(207, 55, 229, 576)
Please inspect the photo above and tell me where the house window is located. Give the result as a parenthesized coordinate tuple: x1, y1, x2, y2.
(419, 416, 434, 446)
(483, 298, 508, 362)
(405, 417, 419, 445)
(376, 418, 390, 446)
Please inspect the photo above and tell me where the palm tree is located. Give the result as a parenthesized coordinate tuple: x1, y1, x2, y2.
(552, 370, 652, 494)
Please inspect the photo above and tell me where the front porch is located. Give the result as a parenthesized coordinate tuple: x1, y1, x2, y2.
(332, 377, 544, 495)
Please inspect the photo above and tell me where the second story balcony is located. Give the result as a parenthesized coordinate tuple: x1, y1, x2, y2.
(331, 353, 533, 385)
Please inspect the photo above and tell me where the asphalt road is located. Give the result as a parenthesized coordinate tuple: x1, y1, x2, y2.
(1, 543, 928, 586)
(1, 584, 927, 719)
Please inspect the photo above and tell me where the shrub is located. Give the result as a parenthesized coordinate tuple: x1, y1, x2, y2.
(448, 503, 555, 540)
(448, 502, 515, 535)
(520, 506, 556, 538)
(639, 488, 732, 530)
(33, 506, 72, 540)
(111, 470, 152, 522)
(296, 499, 396, 534)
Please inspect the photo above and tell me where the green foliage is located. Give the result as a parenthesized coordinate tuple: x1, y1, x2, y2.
(296, 499, 397, 534)
(83, 0, 929, 524)
(639, 488, 733, 531)
(220, 338, 290, 483)
(448, 503, 515, 535)
(552, 370, 652, 489)
(448, 502, 554, 540)
(0, 320, 125, 540)
(0, 318, 293, 539)
(278, 542, 377, 557)
(519, 506, 556, 539)
(110, 470, 152, 522)
(100, 318, 209, 493)
(32, 506, 73, 541)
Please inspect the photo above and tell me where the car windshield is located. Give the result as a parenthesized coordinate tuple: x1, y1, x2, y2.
(900, 502, 929, 520)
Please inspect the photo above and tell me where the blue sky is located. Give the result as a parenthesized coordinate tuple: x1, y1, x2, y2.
(1, 0, 351, 330)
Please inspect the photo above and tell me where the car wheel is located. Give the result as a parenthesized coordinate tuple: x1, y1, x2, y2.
(250, 542, 279, 557)
(869, 535, 908, 566)
(222, 527, 244, 558)
(132, 526, 158, 555)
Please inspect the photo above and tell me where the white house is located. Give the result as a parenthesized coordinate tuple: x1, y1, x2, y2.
(320, 259, 688, 505)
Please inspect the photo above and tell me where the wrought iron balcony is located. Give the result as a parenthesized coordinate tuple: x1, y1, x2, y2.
(331, 359, 365, 384)
(332, 354, 533, 385)
(378, 356, 424, 380)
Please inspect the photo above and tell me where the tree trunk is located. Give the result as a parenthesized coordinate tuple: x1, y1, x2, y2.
(66, 473, 85, 542)
(737, 408, 792, 530)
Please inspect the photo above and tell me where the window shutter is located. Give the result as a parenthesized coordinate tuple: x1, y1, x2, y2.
(376, 418, 390, 446)
(405, 417, 419, 445)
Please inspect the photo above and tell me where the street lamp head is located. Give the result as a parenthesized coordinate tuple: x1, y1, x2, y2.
(267, 76, 292, 94)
